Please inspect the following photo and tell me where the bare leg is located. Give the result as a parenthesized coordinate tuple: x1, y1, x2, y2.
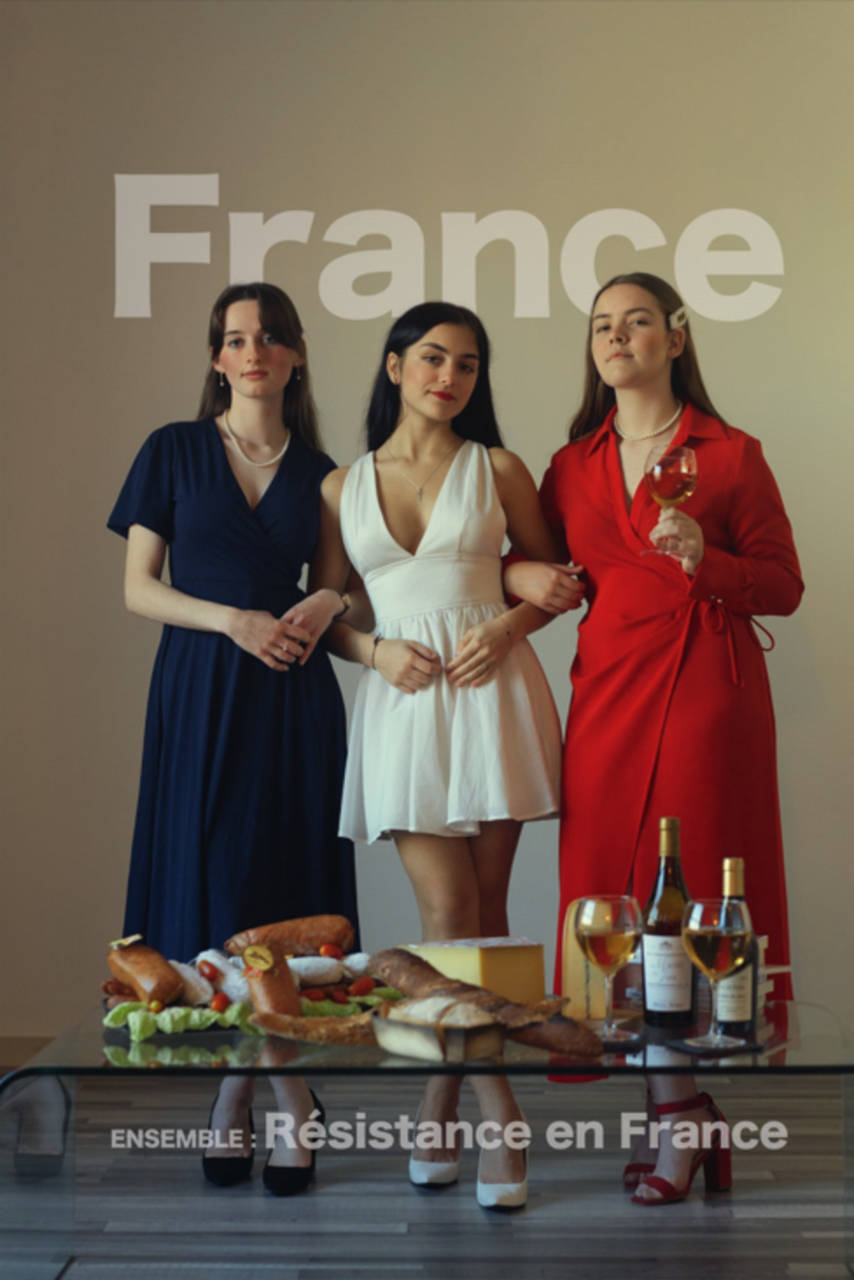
(207, 1075, 255, 1160)
(632, 1074, 719, 1203)
(396, 821, 525, 1185)
(266, 1076, 316, 1169)
(397, 831, 479, 1167)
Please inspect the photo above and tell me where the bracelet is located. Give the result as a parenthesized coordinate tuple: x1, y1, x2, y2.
(371, 634, 383, 668)
(335, 590, 351, 618)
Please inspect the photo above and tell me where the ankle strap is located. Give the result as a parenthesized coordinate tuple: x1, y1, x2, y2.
(653, 1091, 713, 1117)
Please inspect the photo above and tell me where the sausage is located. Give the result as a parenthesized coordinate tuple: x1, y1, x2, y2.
(242, 945, 302, 1016)
(224, 914, 355, 957)
(107, 943, 184, 1005)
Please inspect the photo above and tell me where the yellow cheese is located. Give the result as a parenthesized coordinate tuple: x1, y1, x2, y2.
(405, 937, 545, 1005)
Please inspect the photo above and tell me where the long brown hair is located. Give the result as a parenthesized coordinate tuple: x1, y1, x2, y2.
(568, 273, 724, 441)
(197, 282, 322, 451)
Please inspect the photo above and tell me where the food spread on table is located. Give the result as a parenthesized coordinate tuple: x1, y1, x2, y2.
(101, 916, 602, 1060)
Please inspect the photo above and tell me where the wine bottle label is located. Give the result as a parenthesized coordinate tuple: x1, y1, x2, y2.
(643, 935, 692, 1012)
(717, 963, 753, 1021)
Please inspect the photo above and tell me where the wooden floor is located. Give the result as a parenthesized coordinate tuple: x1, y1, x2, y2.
(0, 1073, 850, 1279)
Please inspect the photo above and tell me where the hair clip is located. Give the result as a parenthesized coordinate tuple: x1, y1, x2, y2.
(668, 305, 688, 330)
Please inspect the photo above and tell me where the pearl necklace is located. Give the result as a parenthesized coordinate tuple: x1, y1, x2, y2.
(381, 439, 462, 501)
(613, 401, 683, 442)
(223, 411, 290, 467)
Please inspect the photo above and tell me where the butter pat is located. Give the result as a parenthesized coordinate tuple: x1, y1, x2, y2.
(406, 937, 545, 1005)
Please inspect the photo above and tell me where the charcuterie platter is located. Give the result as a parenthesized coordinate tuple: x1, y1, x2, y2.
(100, 916, 602, 1060)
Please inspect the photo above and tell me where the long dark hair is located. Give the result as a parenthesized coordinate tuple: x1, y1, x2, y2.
(568, 273, 723, 441)
(197, 282, 322, 451)
(366, 301, 504, 451)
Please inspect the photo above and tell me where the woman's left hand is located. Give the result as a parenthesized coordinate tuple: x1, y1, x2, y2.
(649, 509, 704, 575)
(446, 616, 515, 687)
(280, 589, 345, 664)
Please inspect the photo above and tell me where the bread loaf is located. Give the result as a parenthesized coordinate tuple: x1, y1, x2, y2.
(370, 948, 602, 1057)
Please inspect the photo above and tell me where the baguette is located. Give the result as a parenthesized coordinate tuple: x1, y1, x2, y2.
(225, 914, 355, 957)
(370, 948, 601, 1057)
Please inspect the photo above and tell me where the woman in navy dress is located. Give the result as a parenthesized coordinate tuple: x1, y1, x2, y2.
(109, 282, 357, 1192)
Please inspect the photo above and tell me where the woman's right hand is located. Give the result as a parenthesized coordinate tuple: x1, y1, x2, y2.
(227, 609, 313, 671)
(373, 638, 442, 694)
(504, 560, 586, 613)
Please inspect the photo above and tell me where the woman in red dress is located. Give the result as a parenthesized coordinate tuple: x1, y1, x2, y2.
(508, 272, 803, 1204)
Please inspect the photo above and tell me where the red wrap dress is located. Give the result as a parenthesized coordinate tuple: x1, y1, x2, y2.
(542, 404, 803, 995)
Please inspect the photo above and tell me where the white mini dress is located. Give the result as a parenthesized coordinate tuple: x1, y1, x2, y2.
(338, 439, 561, 843)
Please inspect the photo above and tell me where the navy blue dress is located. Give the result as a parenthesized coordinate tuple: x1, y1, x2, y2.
(108, 420, 359, 960)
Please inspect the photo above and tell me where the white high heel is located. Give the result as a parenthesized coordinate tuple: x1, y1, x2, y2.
(408, 1104, 460, 1187)
(476, 1149, 528, 1209)
(408, 1153, 461, 1187)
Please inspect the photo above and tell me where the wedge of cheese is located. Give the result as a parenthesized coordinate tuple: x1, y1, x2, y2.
(405, 937, 545, 1005)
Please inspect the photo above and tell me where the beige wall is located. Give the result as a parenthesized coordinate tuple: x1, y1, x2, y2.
(3, 0, 851, 1037)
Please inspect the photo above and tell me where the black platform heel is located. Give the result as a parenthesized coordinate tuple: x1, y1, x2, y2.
(201, 1094, 254, 1187)
(263, 1089, 325, 1197)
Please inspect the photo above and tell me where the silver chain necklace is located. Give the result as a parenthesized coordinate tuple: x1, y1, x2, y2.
(223, 411, 290, 468)
(382, 439, 462, 501)
(614, 401, 683, 442)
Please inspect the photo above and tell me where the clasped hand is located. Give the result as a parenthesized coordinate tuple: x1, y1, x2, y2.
(649, 509, 704, 575)
(446, 616, 515, 687)
(229, 589, 342, 670)
(373, 615, 515, 694)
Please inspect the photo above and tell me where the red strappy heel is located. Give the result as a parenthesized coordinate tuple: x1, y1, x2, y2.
(631, 1091, 731, 1206)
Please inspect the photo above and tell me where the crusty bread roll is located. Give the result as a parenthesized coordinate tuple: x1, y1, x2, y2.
(107, 943, 184, 1006)
(387, 996, 496, 1028)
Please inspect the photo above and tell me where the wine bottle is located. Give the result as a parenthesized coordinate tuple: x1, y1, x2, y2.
(642, 816, 695, 1028)
(716, 857, 758, 1039)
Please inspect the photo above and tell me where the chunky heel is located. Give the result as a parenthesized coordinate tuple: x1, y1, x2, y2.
(631, 1090, 731, 1206)
(702, 1140, 732, 1192)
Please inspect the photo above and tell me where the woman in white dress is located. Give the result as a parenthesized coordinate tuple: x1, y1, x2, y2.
(312, 302, 584, 1208)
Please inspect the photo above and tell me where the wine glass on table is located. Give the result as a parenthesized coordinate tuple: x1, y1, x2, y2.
(642, 445, 697, 556)
(574, 895, 643, 1045)
(680, 898, 754, 1052)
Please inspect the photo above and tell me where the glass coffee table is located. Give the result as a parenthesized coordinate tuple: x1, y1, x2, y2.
(1, 1000, 851, 1279)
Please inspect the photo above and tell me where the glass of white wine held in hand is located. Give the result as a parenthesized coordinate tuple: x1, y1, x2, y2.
(574, 895, 643, 1045)
(681, 897, 755, 1052)
(642, 445, 698, 557)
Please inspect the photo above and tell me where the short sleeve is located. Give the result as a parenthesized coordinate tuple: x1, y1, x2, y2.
(107, 427, 175, 542)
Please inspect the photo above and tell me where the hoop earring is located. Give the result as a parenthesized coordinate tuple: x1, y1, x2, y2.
(218, 372, 225, 388)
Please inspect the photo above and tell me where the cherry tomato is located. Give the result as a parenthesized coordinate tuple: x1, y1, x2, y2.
(301, 988, 327, 1003)
(330, 988, 351, 1004)
(148, 999, 164, 1013)
(348, 977, 376, 997)
(198, 960, 222, 983)
(210, 991, 231, 1013)
(319, 943, 344, 959)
